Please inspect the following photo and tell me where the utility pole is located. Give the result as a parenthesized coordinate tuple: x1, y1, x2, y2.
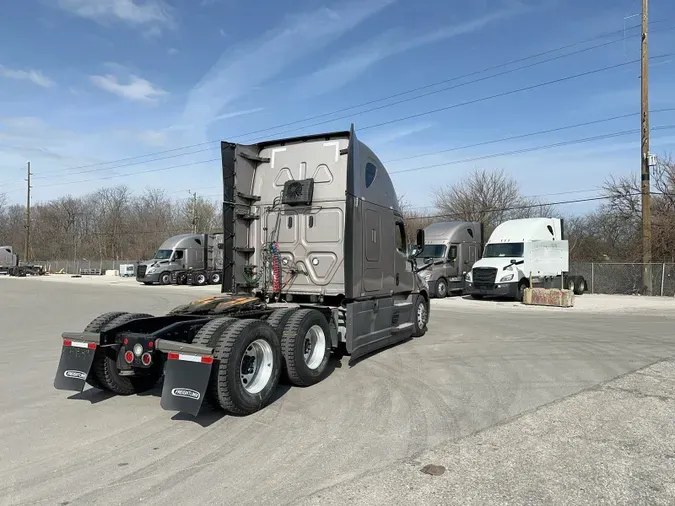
(24, 161, 31, 262)
(640, 0, 652, 295)
(189, 190, 198, 233)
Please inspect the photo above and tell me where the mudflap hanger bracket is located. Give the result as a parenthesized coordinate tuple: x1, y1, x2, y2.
(53, 331, 102, 392)
(156, 339, 214, 417)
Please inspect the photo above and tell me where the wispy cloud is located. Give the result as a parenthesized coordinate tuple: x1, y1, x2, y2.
(56, 0, 175, 31)
(180, 0, 396, 144)
(0, 65, 55, 88)
(167, 47, 179, 56)
(293, 5, 526, 97)
(365, 122, 435, 147)
(90, 73, 168, 103)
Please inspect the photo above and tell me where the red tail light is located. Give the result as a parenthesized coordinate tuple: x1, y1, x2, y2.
(124, 351, 134, 363)
(141, 352, 152, 366)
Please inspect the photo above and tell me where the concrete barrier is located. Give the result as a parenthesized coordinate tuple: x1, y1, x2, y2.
(523, 287, 574, 307)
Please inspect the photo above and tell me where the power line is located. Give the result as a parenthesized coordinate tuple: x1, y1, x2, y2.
(389, 125, 675, 175)
(34, 123, 675, 189)
(358, 53, 673, 133)
(416, 193, 647, 221)
(31, 105, 675, 183)
(30, 56, 675, 189)
(384, 107, 675, 164)
(23, 20, 673, 180)
(26, 30, 646, 183)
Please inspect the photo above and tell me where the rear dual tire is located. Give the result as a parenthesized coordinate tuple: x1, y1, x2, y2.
(279, 309, 332, 387)
(192, 318, 282, 415)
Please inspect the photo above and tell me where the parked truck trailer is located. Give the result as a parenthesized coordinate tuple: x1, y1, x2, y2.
(54, 126, 431, 417)
(415, 221, 483, 298)
(464, 217, 587, 301)
(135, 233, 224, 286)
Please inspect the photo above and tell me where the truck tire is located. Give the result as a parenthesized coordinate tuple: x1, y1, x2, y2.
(93, 312, 160, 395)
(176, 272, 188, 285)
(265, 307, 299, 337)
(210, 272, 221, 284)
(194, 271, 207, 286)
(517, 280, 528, 302)
(190, 317, 238, 408)
(574, 276, 586, 295)
(566, 276, 576, 293)
(212, 319, 282, 415)
(411, 295, 428, 338)
(265, 307, 300, 384)
(434, 278, 448, 298)
(280, 309, 332, 387)
(83, 311, 128, 390)
(159, 272, 171, 285)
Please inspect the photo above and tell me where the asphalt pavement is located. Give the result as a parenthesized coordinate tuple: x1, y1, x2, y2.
(1, 277, 674, 505)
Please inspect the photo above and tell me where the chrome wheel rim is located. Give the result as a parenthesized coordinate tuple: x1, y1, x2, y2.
(240, 339, 274, 394)
(417, 301, 427, 329)
(303, 325, 326, 370)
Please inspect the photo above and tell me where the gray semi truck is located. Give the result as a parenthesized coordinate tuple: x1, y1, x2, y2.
(53, 125, 431, 417)
(136, 233, 224, 286)
(0, 246, 45, 276)
(415, 221, 483, 298)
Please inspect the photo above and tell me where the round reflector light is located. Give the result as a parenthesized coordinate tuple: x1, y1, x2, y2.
(141, 352, 152, 366)
(124, 351, 134, 363)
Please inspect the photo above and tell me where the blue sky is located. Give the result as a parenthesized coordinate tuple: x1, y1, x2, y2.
(1, 0, 674, 216)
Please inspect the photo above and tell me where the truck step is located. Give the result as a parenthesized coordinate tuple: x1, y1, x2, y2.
(235, 211, 260, 221)
(239, 152, 270, 163)
(392, 322, 413, 333)
(237, 191, 261, 202)
(394, 301, 413, 308)
(234, 247, 255, 254)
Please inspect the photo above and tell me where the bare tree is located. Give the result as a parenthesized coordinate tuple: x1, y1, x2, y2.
(601, 153, 675, 262)
(398, 194, 434, 243)
(432, 168, 556, 236)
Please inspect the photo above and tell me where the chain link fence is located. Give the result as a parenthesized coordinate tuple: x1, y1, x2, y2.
(570, 262, 675, 297)
(32, 259, 675, 296)
(34, 259, 139, 276)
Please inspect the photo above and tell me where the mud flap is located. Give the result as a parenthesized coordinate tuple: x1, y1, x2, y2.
(160, 353, 213, 416)
(53, 336, 98, 391)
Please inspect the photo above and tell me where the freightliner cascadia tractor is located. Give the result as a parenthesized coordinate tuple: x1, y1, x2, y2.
(54, 126, 431, 416)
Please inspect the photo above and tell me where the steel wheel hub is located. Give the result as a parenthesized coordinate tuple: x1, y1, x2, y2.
(240, 339, 274, 394)
(303, 325, 326, 370)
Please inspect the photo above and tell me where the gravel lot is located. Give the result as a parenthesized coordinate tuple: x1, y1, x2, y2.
(1, 276, 674, 505)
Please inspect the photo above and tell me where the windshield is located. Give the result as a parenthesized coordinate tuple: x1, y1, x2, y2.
(420, 244, 446, 258)
(484, 242, 524, 258)
(153, 249, 173, 260)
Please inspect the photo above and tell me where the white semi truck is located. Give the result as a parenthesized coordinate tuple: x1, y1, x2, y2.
(53, 126, 431, 417)
(464, 217, 587, 301)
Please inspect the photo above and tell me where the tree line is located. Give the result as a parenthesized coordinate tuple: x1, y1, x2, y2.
(1, 155, 673, 263)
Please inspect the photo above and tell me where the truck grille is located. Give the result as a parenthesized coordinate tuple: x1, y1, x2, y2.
(473, 267, 497, 287)
(136, 265, 147, 278)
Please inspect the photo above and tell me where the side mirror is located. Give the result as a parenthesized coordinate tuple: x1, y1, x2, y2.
(510, 259, 517, 265)
(415, 229, 425, 255)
